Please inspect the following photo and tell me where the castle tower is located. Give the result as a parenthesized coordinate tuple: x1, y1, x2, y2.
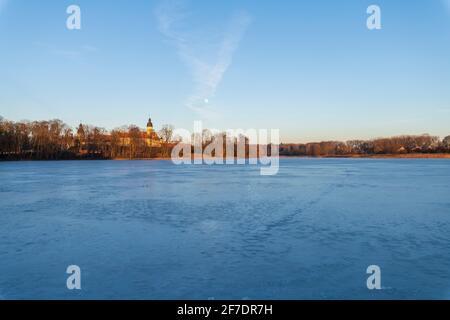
(146, 118, 154, 136)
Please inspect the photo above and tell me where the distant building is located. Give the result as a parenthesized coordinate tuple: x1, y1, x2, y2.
(117, 117, 162, 148)
(145, 118, 162, 147)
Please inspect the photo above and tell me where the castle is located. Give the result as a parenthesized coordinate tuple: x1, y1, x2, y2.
(115, 117, 162, 148)
(144, 118, 162, 147)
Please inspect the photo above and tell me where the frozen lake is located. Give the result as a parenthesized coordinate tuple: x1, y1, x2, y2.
(0, 159, 449, 299)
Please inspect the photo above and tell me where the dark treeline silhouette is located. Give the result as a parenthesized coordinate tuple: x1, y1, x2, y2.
(0, 116, 174, 160)
(280, 134, 450, 157)
(1, 116, 450, 160)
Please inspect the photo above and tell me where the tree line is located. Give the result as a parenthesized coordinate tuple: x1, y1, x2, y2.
(1, 116, 449, 160)
(0, 116, 174, 160)
(280, 134, 450, 156)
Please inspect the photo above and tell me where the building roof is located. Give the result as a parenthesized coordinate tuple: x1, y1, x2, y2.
(115, 130, 160, 140)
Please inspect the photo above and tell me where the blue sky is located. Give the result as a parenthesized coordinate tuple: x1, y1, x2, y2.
(1, 0, 450, 142)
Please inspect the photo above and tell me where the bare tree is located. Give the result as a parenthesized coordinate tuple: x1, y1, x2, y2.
(443, 135, 450, 151)
(159, 124, 174, 157)
(128, 125, 144, 159)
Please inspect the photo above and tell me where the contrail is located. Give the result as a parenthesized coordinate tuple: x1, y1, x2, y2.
(156, 0, 251, 118)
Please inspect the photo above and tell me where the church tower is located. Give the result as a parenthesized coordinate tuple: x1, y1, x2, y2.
(146, 118, 154, 136)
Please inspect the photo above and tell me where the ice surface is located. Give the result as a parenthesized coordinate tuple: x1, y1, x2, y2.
(0, 159, 449, 299)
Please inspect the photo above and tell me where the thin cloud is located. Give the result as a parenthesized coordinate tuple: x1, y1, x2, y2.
(33, 42, 98, 60)
(156, 0, 251, 118)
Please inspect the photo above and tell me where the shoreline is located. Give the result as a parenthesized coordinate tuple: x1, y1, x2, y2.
(1, 153, 450, 162)
(93, 153, 450, 160)
(319, 153, 450, 159)
(277, 153, 450, 159)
